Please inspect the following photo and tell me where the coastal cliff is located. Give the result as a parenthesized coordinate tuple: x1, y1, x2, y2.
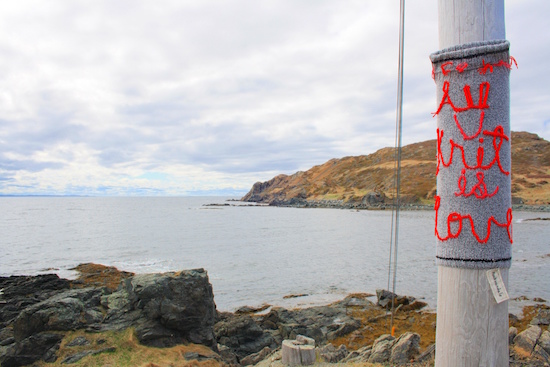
(242, 131, 550, 208)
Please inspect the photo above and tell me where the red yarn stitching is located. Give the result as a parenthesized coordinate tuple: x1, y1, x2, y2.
(455, 169, 499, 199)
(509, 56, 518, 69)
(432, 81, 490, 116)
(479, 60, 494, 74)
(455, 62, 468, 73)
(479, 57, 518, 74)
(434, 195, 513, 244)
(454, 111, 484, 140)
(433, 57, 514, 248)
(436, 126, 510, 176)
(441, 61, 453, 75)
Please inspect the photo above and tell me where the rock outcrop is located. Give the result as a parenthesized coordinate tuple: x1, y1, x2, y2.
(0, 268, 217, 366)
(511, 325, 550, 365)
(102, 269, 217, 348)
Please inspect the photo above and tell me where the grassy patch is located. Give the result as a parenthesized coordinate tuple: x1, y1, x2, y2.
(34, 329, 222, 367)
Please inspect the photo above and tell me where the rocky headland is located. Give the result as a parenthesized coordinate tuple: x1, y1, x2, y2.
(241, 131, 550, 210)
(1, 263, 549, 366)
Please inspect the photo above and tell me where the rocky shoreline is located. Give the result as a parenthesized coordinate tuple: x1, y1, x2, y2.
(1, 264, 549, 366)
(233, 198, 550, 212)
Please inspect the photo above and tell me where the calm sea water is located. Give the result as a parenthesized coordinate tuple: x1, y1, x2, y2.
(1, 197, 549, 313)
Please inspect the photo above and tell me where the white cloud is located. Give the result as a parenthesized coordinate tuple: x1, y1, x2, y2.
(0, 0, 548, 195)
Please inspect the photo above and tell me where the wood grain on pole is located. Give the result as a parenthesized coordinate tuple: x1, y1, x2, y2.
(438, 0, 505, 49)
(435, 1, 509, 366)
(436, 267, 509, 366)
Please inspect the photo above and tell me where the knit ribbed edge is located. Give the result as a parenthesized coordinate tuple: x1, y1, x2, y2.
(437, 256, 512, 269)
(430, 39, 510, 64)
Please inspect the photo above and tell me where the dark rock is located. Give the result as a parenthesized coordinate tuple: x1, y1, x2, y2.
(240, 346, 272, 366)
(61, 350, 92, 364)
(66, 336, 90, 347)
(362, 192, 386, 205)
(214, 314, 276, 359)
(531, 308, 550, 326)
(0, 274, 70, 325)
(318, 343, 348, 363)
(102, 269, 217, 349)
(327, 320, 360, 340)
(340, 294, 376, 308)
(1, 267, 219, 366)
(509, 326, 518, 345)
(368, 334, 395, 363)
(0, 336, 14, 346)
(539, 330, 550, 355)
(0, 326, 14, 346)
(13, 288, 103, 341)
(514, 325, 542, 357)
(282, 294, 309, 299)
(341, 345, 372, 363)
(533, 344, 550, 364)
(217, 344, 239, 366)
(400, 300, 428, 312)
(390, 332, 421, 364)
(274, 305, 360, 344)
(235, 304, 270, 315)
(414, 343, 435, 363)
(61, 347, 116, 364)
(0, 274, 70, 300)
(376, 289, 414, 309)
(134, 320, 186, 347)
(132, 269, 217, 347)
(533, 297, 547, 303)
(0, 332, 63, 367)
(184, 351, 216, 361)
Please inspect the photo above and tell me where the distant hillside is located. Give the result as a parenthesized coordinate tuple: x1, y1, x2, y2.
(242, 131, 550, 207)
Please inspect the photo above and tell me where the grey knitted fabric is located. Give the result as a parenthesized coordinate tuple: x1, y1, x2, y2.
(430, 40, 512, 269)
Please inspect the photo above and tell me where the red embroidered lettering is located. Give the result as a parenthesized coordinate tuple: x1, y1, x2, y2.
(456, 62, 468, 73)
(434, 196, 513, 244)
(455, 169, 499, 199)
(441, 61, 453, 75)
(433, 81, 490, 116)
(454, 111, 484, 140)
(436, 127, 510, 175)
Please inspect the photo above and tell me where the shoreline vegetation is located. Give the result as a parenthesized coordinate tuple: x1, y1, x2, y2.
(1, 263, 549, 366)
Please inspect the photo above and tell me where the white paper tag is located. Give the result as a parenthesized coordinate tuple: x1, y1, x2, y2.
(486, 269, 509, 303)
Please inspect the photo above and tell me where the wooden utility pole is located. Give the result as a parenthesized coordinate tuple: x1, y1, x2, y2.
(433, 1, 511, 366)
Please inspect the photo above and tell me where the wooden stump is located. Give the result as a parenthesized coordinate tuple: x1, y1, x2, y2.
(282, 337, 316, 366)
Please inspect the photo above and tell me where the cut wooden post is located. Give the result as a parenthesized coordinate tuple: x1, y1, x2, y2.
(282, 338, 316, 366)
(434, 0, 510, 366)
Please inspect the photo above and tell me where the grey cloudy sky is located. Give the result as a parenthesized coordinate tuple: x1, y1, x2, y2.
(0, 0, 548, 196)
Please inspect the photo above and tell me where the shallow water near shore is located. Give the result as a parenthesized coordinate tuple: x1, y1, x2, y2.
(1, 196, 549, 313)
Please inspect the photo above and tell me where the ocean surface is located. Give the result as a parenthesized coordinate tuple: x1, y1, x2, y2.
(1, 196, 549, 313)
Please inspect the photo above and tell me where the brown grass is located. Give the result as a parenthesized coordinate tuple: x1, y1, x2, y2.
(329, 296, 436, 354)
(34, 328, 223, 367)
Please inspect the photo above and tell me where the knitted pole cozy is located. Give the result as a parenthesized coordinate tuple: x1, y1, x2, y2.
(430, 40, 513, 269)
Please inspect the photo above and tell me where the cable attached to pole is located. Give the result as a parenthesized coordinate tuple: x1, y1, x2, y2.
(388, 0, 405, 335)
